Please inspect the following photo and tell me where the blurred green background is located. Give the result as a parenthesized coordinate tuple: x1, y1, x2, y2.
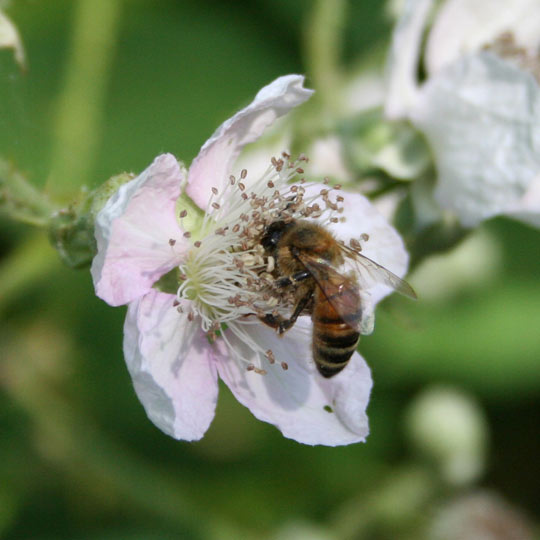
(1, 1, 539, 538)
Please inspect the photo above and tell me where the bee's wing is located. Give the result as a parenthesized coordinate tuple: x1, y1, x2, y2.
(341, 245, 417, 300)
(295, 252, 364, 332)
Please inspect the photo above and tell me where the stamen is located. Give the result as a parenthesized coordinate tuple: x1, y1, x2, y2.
(174, 152, 348, 374)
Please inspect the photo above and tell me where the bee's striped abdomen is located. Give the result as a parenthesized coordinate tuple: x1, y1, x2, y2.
(312, 289, 361, 378)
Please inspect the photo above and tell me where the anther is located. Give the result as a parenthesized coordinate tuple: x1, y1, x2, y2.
(179, 210, 188, 218)
(240, 169, 248, 179)
(169, 238, 176, 246)
(211, 187, 218, 195)
(281, 362, 288, 371)
(350, 238, 362, 251)
(183, 231, 191, 238)
(194, 240, 202, 248)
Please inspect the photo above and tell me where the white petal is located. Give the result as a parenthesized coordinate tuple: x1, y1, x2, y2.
(426, 0, 540, 76)
(384, 0, 433, 119)
(124, 290, 219, 441)
(411, 52, 540, 227)
(92, 154, 189, 306)
(186, 75, 313, 209)
(216, 318, 372, 446)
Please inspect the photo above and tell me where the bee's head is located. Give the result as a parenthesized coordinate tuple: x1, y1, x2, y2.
(261, 220, 292, 253)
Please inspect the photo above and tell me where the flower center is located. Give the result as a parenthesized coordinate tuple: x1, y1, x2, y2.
(176, 153, 346, 372)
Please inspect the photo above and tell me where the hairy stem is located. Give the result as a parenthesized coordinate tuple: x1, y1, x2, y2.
(46, 0, 122, 200)
(303, 0, 347, 109)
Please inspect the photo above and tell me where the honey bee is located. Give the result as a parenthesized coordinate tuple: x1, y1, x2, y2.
(260, 219, 416, 377)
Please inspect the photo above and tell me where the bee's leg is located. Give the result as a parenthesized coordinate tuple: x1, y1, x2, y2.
(259, 312, 284, 330)
(277, 293, 310, 334)
(258, 292, 311, 335)
(275, 270, 310, 288)
(260, 271, 311, 333)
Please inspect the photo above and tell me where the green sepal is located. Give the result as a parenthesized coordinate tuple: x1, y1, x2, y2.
(48, 172, 134, 269)
(153, 267, 182, 295)
(48, 203, 97, 269)
(175, 192, 205, 241)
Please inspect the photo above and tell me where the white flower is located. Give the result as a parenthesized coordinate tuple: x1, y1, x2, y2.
(385, 0, 540, 227)
(91, 75, 411, 446)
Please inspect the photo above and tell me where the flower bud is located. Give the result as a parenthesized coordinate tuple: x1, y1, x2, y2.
(48, 172, 134, 269)
(0, 9, 26, 69)
(405, 386, 488, 486)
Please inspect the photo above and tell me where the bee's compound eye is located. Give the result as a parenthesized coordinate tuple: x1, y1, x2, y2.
(261, 221, 288, 251)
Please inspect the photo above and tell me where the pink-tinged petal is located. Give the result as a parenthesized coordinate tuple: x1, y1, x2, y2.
(303, 184, 410, 305)
(186, 75, 313, 209)
(216, 318, 372, 446)
(92, 154, 189, 306)
(124, 290, 218, 441)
